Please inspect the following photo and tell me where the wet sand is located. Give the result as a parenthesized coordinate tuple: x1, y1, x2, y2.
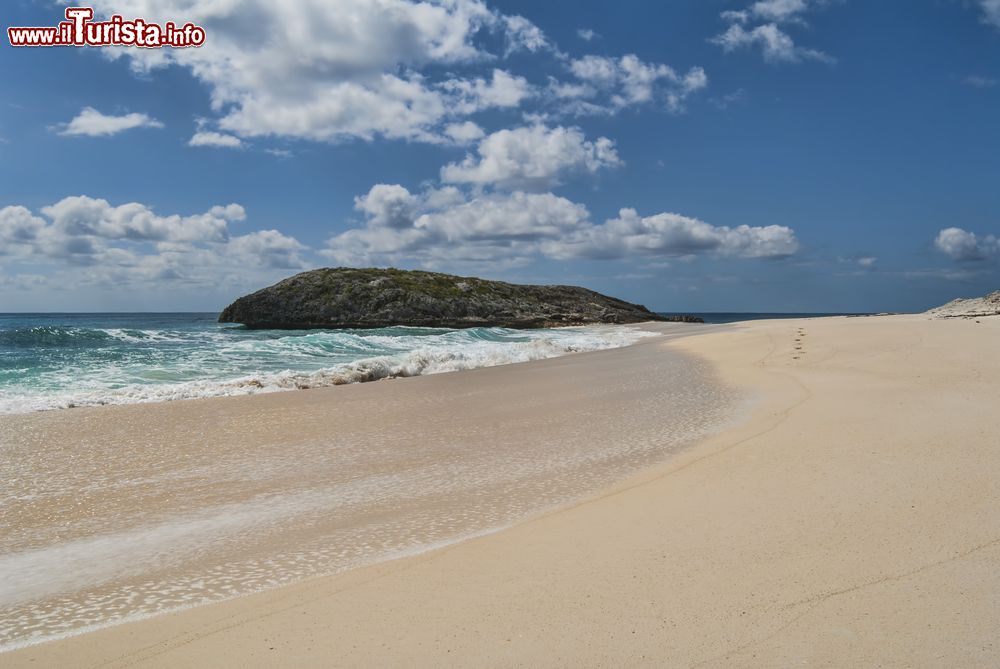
(5, 315, 1000, 667)
(0, 323, 738, 654)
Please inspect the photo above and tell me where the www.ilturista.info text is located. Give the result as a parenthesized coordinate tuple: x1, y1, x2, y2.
(7, 7, 206, 48)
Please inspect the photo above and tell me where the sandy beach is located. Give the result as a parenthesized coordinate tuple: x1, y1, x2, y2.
(5, 314, 1000, 667)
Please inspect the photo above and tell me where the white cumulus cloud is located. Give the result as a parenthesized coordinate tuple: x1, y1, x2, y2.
(439, 69, 534, 115)
(712, 23, 833, 64)
(0, 206, 47, 256)
(712, 1, 834, 64)
(85, 0, 544, 144)
(354, 184, 422, 230)
(440, 125, 622, 190)
(564, 54, 708, 113)
(325, 184, 799, 268)
(39, 196, 241, 245)
(327, 186, 588, 267)
(0, 197, 307, 287)
(547, 208, 800, 260)
(443, 121, 486, 144)
(189, 131, 244, 149)
(225, 230, 308, 269)
(747, 0, 810, 23)
(503, 14, 553, 55)
(935, 227, 1000, 261)
(56, 107, 163, 137)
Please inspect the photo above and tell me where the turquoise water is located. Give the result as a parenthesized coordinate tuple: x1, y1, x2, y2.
(0, 313, 652, 414)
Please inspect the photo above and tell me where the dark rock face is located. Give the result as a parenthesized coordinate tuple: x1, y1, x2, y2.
(219, 268, 701, 329)
(659, 314, 705, 324)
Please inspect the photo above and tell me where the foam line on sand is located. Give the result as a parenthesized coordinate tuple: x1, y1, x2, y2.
(5, 315, 1000, 667)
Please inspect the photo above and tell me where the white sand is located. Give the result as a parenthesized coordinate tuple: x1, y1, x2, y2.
(4, 314, 1000, 667)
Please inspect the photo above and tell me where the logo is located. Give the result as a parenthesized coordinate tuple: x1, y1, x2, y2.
(7, 7, 206, 48)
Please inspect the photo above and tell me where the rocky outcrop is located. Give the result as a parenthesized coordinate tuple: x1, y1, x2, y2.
(657, 314, 705, 324)
(926, 290, 1000, 318)
(219, 268, 700, 329)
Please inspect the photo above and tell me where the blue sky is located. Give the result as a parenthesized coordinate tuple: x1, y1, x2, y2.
(1, 0, 999, 313)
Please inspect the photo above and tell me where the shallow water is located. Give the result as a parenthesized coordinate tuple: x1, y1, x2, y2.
(0, 313, 652, 413)
(0, 325, 743, 651)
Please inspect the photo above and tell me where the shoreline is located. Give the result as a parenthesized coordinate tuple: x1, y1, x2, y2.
(1, 322, 737, 656)
(0, 320, 664, 415)
(5, 314, 1000, 666)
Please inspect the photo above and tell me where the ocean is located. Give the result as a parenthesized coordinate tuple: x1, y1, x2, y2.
(0, 313, 656, 414)
(660, 312, 869, 324)
(0, 313, 743, 651)
(0, 312, 865, 415)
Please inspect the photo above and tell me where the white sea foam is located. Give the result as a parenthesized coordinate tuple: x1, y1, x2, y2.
(0, 323, 741, 653)
(0, 326, 655, 414)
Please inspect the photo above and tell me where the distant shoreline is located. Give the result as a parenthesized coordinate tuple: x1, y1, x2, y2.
(0, 313, 872, 416)
(0, 311, 876, 319)
(657, 311, 878, 323)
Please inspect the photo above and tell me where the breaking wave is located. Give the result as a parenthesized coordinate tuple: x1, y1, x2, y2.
(0, 315, 655, 414)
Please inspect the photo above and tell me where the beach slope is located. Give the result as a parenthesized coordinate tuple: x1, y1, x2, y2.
(6, 315, 1000, 667)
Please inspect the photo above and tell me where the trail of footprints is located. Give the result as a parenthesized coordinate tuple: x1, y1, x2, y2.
(792, 326, 806, 360)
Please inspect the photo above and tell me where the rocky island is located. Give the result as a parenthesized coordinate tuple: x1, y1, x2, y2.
(219, 267, 697, 329)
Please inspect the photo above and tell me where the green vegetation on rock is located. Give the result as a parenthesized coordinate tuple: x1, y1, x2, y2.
(218, 268, 691, 329)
